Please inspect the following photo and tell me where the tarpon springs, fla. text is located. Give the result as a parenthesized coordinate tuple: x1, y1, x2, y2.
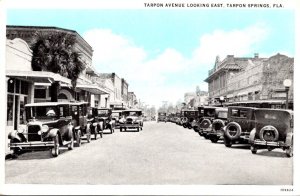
(144, 3, 284, 8)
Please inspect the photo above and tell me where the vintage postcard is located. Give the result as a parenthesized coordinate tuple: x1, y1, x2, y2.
(0, 0, 299, 195)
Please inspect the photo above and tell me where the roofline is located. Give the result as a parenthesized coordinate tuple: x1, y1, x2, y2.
(6, 25, 93, 51)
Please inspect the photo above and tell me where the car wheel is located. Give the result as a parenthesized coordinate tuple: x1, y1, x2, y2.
(250, 145, 257, 154)
(51, 134, 60, 157)
(286, 138, 293, 157)
(86, 133, 91, 143)
(224, 136, 232, 147)
(68, 134, 74, 150)
(137, 127, 140, 132)
(210, 135, 219, 143)
(224, 122, 242, 140)
(120, 128, 123, 132)
(203, 134, 209, 139)
(76, 130, 82, 147)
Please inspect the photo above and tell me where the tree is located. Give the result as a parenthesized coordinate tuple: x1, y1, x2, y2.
(31, 31, 85, 101)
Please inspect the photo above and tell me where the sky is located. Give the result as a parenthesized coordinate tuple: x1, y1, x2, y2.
(6, 9, 295, 108)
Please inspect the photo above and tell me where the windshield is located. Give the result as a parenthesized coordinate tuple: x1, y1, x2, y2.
(112, 112, 120, 118)
(218, 111, 228, 119)
(98, 109, 109, 117)
(26, 106, 58, 119)
(123, 111, 142, 117)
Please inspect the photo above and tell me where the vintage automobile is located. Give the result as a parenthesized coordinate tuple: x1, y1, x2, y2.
(181, 109, 198, 129)
(87, 107, 102, 140)
(223, 106, 256, 147)
(96, 108, 115, 134)
(207, 108, 228, 143)
(198, 106, 221, 139)
(8, 102, 79, 157)
(157, 112, 167, 122)
(119, 109, 144, 131)
(175, 112, 182, 125)
(193, 106, 205, 132)
(70, 102, 92, 145)
(112, 109, 124, 129)
(249, 109, 293, 157)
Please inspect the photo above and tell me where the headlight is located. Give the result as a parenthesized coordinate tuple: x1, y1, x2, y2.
(41, 125, 49, 133)
(17, 127, 25, 133)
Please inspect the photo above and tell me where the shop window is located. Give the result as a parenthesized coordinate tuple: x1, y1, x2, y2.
(7, 95, 13, 126)
(34, 88, 47, 98)
(21, 81, 29, 95)
(7, 79, 14, 93)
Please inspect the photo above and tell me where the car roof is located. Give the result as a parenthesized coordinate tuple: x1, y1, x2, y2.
(123, 109, 142, 112)
(98, 107, 111, 110)
(25, 102, 72, 107)
(254, 108, 293, 115)
(228, 106, 256, 110)
(215, 108, 228, 112)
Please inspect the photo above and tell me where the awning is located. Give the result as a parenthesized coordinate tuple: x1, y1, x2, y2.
(76, 83, 109, 95)
(6, 70, 71, 85)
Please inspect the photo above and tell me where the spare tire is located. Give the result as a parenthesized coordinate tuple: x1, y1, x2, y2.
(224, 122, 241, 140)
(259, 125, 279, 142)
(200, 119, 211, 129)
(212, 119, 225, 132)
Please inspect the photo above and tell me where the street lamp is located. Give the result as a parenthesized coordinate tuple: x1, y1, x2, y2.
(283, 79, 292, 109)
(220, 96, 224, 107)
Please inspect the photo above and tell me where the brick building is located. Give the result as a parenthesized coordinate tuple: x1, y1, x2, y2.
(205, 53, 294, 106)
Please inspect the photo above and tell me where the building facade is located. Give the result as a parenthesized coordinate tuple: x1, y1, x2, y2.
(205, 53, 294, 106)
(121, 78, 129, 107)
(128, 92, 138, 108)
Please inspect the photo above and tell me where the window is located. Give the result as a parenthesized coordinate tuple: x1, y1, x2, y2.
(7, 79, 14, 93)
(231, 109, 247, 118)
(21, 81, 29, 95)
(34, 88, 47, 98)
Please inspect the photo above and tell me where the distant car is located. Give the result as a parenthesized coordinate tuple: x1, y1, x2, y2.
(198, 107, 221, 139)
(120, 109, 144, 131)
(181, 109, 198, 129)
(193, 106, 204, 132)
(8, 102, 77, 157)
(96, 108, 115, 134)
(157, 112, 167, 122)
(87, 107, 102, 140)
(112, 110, 124, 129)
(207, 108, 228, 143)
(223, 106, 256, 147)
(249, 109, 293, 157)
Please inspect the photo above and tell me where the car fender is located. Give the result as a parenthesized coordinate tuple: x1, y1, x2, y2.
(8, 130, 22, 142)
(48, 128, 60, 138)
(249, 128, 256, 144)
(285, 132, 293, 147)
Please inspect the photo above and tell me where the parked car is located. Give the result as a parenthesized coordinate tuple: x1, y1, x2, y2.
(193, 106, 205, 132)
(8, 102, 77, 157)
(96, 108, 115, 134)
(181, 109, 198, 129)
(175, 112, 182, 125)
(198, 106, 220, 139)
(112, 110, 124, 129)
(223, 106, 256, 147)
(70, 102, 91, 145)
(157, 112, 167, 122)
(207, 108, 228, 143)
(120, 109, 144, 131)
(87, 107, 102, 140)
(249, 109, 293, 157)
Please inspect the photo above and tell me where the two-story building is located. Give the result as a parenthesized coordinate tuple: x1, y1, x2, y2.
(204, 53, 294, 106)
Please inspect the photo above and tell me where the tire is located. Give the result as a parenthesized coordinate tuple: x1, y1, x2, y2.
(251, 145, 257, 154)
(259, 125, 279, 142)
(224, 122, 241, 140)
(75, 130, 82, 147)
(137, 127, 140, 132)
(203, 134, 210, 140)
(51, 134, 60, 157)
(224, 136, 232, 147)
(286, 137, 293, 157)
(68, 134, 74, 150)
(212, 119, 225, 132)
(210, 135, 219, 143)
(94, 127, 98, 140)
(120, 128, 123, 132)
(200, 119, 211, 129)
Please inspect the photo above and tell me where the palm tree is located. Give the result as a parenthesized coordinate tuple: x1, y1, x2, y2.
(30, 31, 85, 101)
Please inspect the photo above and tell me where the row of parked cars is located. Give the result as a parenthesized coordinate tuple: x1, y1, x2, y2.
(8, 102, 144, 158)
(164, 106, 293, 157)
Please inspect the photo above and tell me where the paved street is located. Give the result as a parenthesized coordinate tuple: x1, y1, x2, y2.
(6, 121, 292, 185)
